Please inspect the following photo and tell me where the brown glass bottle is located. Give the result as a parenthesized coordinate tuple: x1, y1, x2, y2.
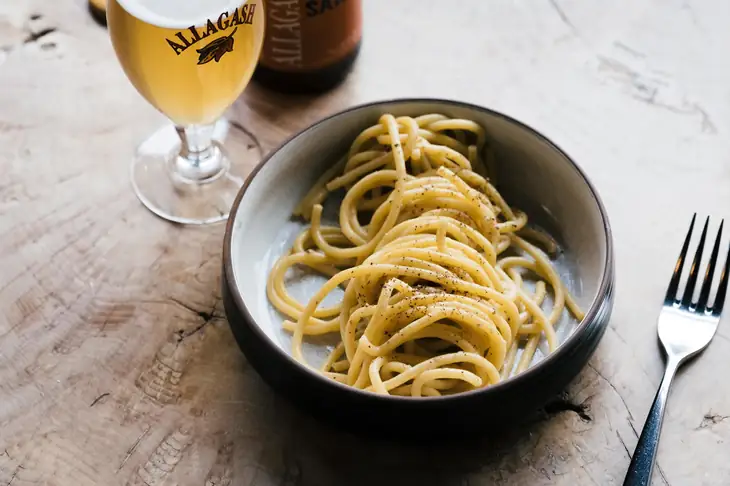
(88, 0, 107, 25)
(253, 0, 362, 94)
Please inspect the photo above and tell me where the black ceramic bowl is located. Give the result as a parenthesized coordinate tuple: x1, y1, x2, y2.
(222, 99, 614, 436)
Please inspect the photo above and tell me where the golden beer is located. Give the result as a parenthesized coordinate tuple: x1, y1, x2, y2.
(108, 0, 264, 125)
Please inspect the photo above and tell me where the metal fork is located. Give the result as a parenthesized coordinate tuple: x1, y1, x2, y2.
(623, 215, 729, 486)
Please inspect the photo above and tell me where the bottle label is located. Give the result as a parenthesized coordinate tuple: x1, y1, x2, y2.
(260, 0, 362, 72)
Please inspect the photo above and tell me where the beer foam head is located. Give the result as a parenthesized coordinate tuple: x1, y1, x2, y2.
(117, 0, 249, 29)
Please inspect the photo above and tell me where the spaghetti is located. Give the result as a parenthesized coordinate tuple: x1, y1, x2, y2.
(266, 113, 584, 397)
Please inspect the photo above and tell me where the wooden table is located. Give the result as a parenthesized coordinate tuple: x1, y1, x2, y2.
(2, 0, 729, 484)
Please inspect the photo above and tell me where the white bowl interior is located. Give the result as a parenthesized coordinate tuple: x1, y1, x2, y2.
(230, 101, 608, 371)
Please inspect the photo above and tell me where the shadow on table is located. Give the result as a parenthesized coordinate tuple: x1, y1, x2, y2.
(191, 322, 593, 485)
(250, 388, 576, 486)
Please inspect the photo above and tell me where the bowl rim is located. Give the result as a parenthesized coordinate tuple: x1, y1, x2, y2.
(223, 97, 614, 403)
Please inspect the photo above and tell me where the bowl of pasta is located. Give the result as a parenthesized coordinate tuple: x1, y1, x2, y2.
(222, 99, 614, 435)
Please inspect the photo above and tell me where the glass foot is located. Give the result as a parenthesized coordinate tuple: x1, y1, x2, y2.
(131, 119, 259, 225)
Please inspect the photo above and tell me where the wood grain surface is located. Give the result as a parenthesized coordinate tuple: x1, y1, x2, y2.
(2, 0, 730, 485)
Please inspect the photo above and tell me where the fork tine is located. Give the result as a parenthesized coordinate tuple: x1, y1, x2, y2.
(681, 216, 709, 307)
(666, 214, 696, 304)
(696, 220, 723, 312)
(712, 239, 730, 316)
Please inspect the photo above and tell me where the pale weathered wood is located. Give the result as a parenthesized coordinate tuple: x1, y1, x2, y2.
(2, 0, 730, 485)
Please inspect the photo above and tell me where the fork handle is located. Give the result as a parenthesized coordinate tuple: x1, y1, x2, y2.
(623, 356, 681, 486)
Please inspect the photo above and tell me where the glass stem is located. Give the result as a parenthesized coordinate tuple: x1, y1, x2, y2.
(173, 123, 226, 182)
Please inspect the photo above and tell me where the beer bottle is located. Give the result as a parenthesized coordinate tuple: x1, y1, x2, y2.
(88, 0, 107, 25)
(254, 0, 362, 94)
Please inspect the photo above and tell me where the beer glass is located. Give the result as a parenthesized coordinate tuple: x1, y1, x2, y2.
(107, 0, 264, 224)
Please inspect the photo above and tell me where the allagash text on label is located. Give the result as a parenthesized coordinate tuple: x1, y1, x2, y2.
(265, 0, 303, 68)
(166, 4, 256, 56)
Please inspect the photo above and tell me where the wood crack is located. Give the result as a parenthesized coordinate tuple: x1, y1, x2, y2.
(6, 465, 24, 486)
(177, 320, 212, 342)
(89, 392, 109, 407)
(657, 464, 671, 486)
(229, 119, 264, 158)
(24, 27, 56, 44)
(696, 411, 730, 430)
(614, 42, 645, 59)
(117, 426, 151, 474)
(627, 417, 639, 439)
(607, 326, 656, 385)
(168, 297, 224, 327)
(633, 94, 718, 134)
(616, 431, 631, 459)
(542, 394, 591, 421)
(547, 0, 577, 34)
(588, 362, 634, 420)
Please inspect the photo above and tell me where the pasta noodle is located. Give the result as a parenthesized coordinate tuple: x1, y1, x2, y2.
(266, 113, 584, 397)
